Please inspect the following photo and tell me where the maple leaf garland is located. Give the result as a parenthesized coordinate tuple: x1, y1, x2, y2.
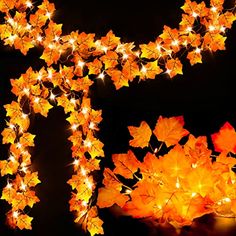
(97, 116, 236, 229)
(0, 0, 236, 235)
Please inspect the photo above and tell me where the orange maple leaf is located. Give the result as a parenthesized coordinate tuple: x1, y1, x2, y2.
(128, 121, 152, 148)
(112, 150, 140, 179)
(211, 122, 236, 154)
(153, 116, 189, 147)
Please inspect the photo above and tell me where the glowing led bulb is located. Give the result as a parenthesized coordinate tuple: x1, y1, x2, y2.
(26, 24, 32, 30)
(176, 178, 180, 189)
(7, 18, 14, 25)
(22, 113, 28, 119)
(209, 25, 216, 31)
(13, 211, 19, 218)
(81, 167, 87, 176)
(9, 123, 15, 129)
(81, 107, 89, 115)
(71, 124, 78, 131)
(84, 140, 92, 148)
(21, 166, 28, 173)
(20, 182, 27, 191)
(77, 60, 85, 68)
(101, 46, 108, 53)
(54, 35, 60, 42)
(8, 34, 17, 42)
(154, 148, 158, 154)
(23, 87, 30, 95)
(141, 66, 147, 74)
(6, 182, 12, 189)
(211, 6, 217, 12)
(220, 26, 226, 32)
(192, 12, 198, 18)
(192, 163, 198, 168)
(26, 1, 33, 8)
(37, 35, 43, 42)
(70, 98, 76, 105)
(222, 197, 231, 203)
(73, 159, 79, 166)
(125, 189, 132, 194)
(186, 26, 192, 33)
(98, 72, 105, 79)
(9, 155, 15, 162)
(85, 178, 93, 190)
(171, 40, 179, 46)
(50, 92, 56, 100)
(122, 53, 129, 60)
(166, 69, 172, 75)
(195, 47, 201, 54)
(69, 38, 75, 45)
(134, 51, 140, 57)
(34, 97, 40, 103)
(191, 192, 197, 197)
(156, 44, 161, 51)
(46, 11, 52, 19)
(82, 201, 87, 207)
(89, 122, 95, 130)
(48, 43, 55, 49)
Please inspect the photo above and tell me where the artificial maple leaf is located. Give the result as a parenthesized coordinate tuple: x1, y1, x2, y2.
(57, 94, 78, 113)
(14, 36, 34, 55)
(23, 172, 41, 187)
(71, 76, 93, 92)
(107, 69, 129, 89)
(102, 168, 122, 191)
(1, 128, 16, 144)
(19, 133, 35, 147)
(100, 51, 118, 69)
(31, 97, 53, 117)
(100, 30, 120, 49)
(203, 33, 226, 52)
(159, 145, 191, 178)
(87, 58, 103, 75)
(187, 50, 202, 65)
(16, 214, 33, 230)
(140, 42, 161, 59)
(0, 0, 15, 13)
(29, 9, 48, 28)
(211, 122, 236, 154)
(140, 61, 163, 80)
(87, 216, 104, 236)
(97, 187, 129, 208)
(160, 26, 179, 45)
(0, 160, 19, 176)
(1, 185, 17, 202)
(165, 58, 183, 78)
(122, 59, 140, 81)
(219, 12, 236, 29)
(153, 116, 189, 147)
(40, 47, 61, 66)
(112, 150, 140, 179)
(128, 121, 152, 148)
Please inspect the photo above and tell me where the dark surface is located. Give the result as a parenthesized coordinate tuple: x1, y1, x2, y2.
(1, 0, 236, 235)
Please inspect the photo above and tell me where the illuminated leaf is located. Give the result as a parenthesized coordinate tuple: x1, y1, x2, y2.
(211, 122, 236, 154)
(112, 150, 140, 179)
(128, 121, 152, 148)
(153, 116, 189, 147)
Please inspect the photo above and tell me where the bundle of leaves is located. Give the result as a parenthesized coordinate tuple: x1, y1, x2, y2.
(97, 116, 236, 228)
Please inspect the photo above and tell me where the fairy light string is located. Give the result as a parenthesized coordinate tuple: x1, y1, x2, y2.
(0, 0, 236, 234)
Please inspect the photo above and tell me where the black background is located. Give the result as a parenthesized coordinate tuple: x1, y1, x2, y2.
(1, 0, 236, 235)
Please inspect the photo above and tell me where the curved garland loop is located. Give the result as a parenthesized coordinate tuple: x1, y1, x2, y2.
(0, 0, 236, 235)
(97, 117, 236, 228)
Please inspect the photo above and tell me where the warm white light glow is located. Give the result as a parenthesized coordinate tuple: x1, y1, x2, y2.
(6, 182, 12, 189)
(13, 211, 19, 218)
(16, 143, 22, 149)
(77, 60, 85, 68)
(20, 182, 27, 191)
(195, 47, 201, 54)
(73, 159, 79, 166)
(101, 46, 108, 53)
(156, 44, 161, 51)
(26, 1, 33, 8)
(125, 189, 132, 194)
(141, 66, 147, 74)
(70, 98, 76, 105)
(85, 178, 93, 190)
(191, 192, 197, 197)
(211, 6, 217, 12)
(171, 40, 179, 46)
(37, 35, 43, 42)
(26, 24, 32, 30)
(220, 26, 226, 32)
(23, 88, 30, 96)
(21, 166, 28, 173)
(186, 26, 192, 33)
(81, 107, 89, 115)
(166, 69, 172, 75)
(22, 113, 28, 119)
(8, 155, 15, 162)
(8, 34, 17, 42)
(122, 53, 129, 60)
(154, 148, 158, 154)
(98, 72, 105, 79)
(9, 123, 15, 129)
(89, 122, 95, 130)
(192, 163, 198, 168)
(46, 11, 52, 19)
(82, 201, 87, 207)
(192, 12, 198, 18)
(34, 97, 40, 103)
(81, 167, 87, 176)
(84, 140, 92, 148)
(54, 35, 60, 42)
(176, 178, 180, 189)
(71, 124, 78, 131)
(209, 25, 216, 31)
(50, 92, 56, 100)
